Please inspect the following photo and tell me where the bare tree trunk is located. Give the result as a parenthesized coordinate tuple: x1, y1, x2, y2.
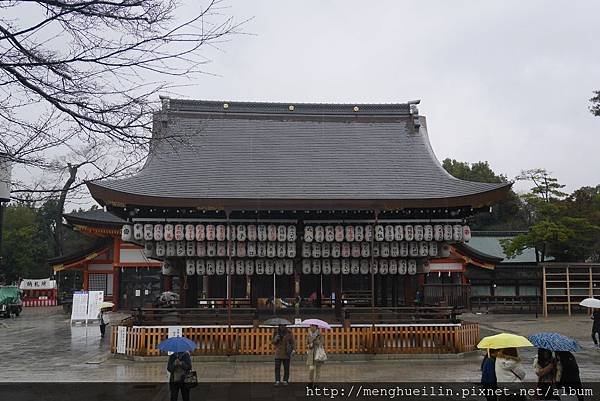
(54, 164, 78, 255)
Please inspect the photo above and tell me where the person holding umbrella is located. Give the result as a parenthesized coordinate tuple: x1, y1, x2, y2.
(157, 336, 197, 401)
(272, 322, 294, 386)
(98, 302, 113, 338)
(533, 348, 560, 400)
(303, 319, 330, 387)
(592, 309, 600, 349)
(556, 351, 584, 401)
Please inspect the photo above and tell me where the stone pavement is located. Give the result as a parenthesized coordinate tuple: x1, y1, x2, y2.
(0, 307, 599, 383)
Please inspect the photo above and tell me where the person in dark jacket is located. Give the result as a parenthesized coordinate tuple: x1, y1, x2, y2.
(480, 349, 498, 401)
(592, 309, 600, 348)
(167, 351, 192, 401)
(272, 324, 294, 386)
(556, 351, 584, 401)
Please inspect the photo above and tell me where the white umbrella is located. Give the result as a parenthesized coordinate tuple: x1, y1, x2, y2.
(579, 298, 600, 308)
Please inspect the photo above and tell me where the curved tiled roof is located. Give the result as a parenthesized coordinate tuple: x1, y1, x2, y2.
(88, 100, 510, 210)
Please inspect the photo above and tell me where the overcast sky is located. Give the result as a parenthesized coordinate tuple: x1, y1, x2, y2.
(12, 0, 600, 209)
(168, 0, 600, 195)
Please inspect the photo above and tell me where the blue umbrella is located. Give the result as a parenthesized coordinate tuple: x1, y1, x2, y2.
(528, 332, 582, 352)
(157, 336, 197, 353)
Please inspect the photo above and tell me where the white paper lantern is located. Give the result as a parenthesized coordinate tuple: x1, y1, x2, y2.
(277, 225, 287, 242)
(206, 224, 216, 241)
(321, 243, 330, 258)
(390, 242, 400, 258)
(152, 224, 164, 241)
(287, 225, 296, 242)
(370, 261, 378, 275)
(332, 259, 341, 274)
(462, 225, 472, 242)
(372, 243, 380, 257)
(256, 259, 265, 275)
(400, 242, 409, 257)
(359, 259, 369, 275)
(351, 243, 361, 258)
(381, 242, 390, 258)
(342, 259, 352, 275)
(216, 260, 225, 275)
(331, 243, 341, 258)
(361, 242, 370, 257)
(428, 242, 438, 257)
(257, 242, 267, 257)
(404, 225, 414, 241)
(275, 260, 285, 275)
(440, 243, 451, 257)
(144, 241, 154, 257)
(195, 242, 206, 257)
(257, 225, 267, 242)
(267, 242, 276, 258)
(195, 224, 205, 241)
(354, 226, 364, 242)
(394, 225, 404, 241)
(302, 243, 311, 258)
(320, 225, 332, 242)
(384, 225, 394, 242)
(284, 260, 294, 275)
(155, 241, 165, 257)
(164, 224, 174, 241)
(399, 260, 407, 275)
(185, 224, 195, 241)
(419, 242, 428, 257)
(443, 225, 453, 241)
(311, 242, 321, 258)
(453, 225, 463, 241)
(206, 260, 216, 275)
(236, 260, 245, 275)
(407, 259, 417, 275)
(267, 225, 277, 242)
(277, 242, 286, 258)
(379, 259, 389, 275)
(174, 224, 185, 241)
(333, 225, 343, 242)
(186, 241, 196, 256)
(227, 241, 236, 257)
(121, 224, 133, 242)
(247, 225, 257, 241)
(424, 225, 433, 242)
(265, 260, 275, 275)
(176, 241, 186, 257)
(315, 226, 325, 242)
(237, 241, 247, 257)
(414, 225, 424, 241)
(225, 260, 234, 275)
(345, 226, 355, 242)
(237, 225, 247, 241)
(322, 259, 331, 275)
(246, 260, 255, 275)
(409, 242, 419, 257)
(389, 259, 398, 274)
(304, 226, 314, 243)
(215, 224, 225, 241)
(186, 259, 196, 275)
(226, 225, 235, 241)
(206, 241, 216, 257)
(196, 259, 206, 275)
(375, 225, 385, 242)
(217, 242, 227, 257)
(434, 225, 443, 241)
(133, 223, 144, 241)
(364, 225, 373, 242)
(341, 242, 351, 258)
(302, 259, 312, 275)
(247, 241, 256, 257)
(166, 242, 176, 257)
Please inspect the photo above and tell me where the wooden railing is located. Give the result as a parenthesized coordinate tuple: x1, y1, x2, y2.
(110, 323, 479, 357)
(342, 306, 460, 324)
(470, 295, 541, 313)
(133, 308, 257, 326)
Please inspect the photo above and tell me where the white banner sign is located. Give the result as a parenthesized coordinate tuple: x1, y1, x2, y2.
(117, 326, 127, 354)
(71, 292, 89, 321)
(167, 326, 183, 355)
(19, 278, 57, 290)
(87, 291, 105, 320)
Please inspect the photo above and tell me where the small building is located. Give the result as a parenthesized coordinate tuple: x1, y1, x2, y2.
(19, 278, 57, 307)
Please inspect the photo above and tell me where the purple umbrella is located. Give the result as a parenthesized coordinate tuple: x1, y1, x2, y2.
(301, 319, 331, 330)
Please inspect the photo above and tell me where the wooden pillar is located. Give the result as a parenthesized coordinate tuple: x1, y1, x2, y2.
(112, 237, 120, 310)
(333, 274, 342, 317)
(164, 276, 173, 292)
(590, 266, 594, 315)
(566, 264, 571, 316)
(83, 265, 89, 291)
(542, 264, 548, 317)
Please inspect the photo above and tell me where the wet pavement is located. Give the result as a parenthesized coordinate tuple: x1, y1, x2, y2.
(0, 307, 599, 383)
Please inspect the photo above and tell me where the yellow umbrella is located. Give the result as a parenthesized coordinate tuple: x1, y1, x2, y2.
(100, 302, 114, 309)
(477, 333, 533, 349)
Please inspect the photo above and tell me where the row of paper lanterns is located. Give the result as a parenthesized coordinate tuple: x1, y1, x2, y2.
(144, 240, 451, 259)
(169, 258, 427, 276)
(124, 223, 471, 243)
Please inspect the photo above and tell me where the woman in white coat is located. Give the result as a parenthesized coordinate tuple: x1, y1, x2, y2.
(306, 325, 326, 386)
(495, 348, 527, 401)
